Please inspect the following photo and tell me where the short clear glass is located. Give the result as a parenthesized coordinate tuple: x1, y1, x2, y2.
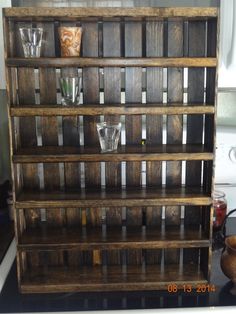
(19, 27, 43, 58)
(59, 76, 82, 106)
(97, 122, 121, 153)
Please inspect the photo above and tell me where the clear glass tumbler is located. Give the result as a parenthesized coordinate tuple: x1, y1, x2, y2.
(19, 27, 43, 58)
(97, 122, 121, 152)
(59, 76, 82, 106)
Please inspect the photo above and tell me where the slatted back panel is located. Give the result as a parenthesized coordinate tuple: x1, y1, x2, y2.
(145, 19, 163, 265)
(184, 20, 206, 265)
(103, 19, 122, 266)
(125, 19, 143, 266)
(4, 8, 218, 292)
(14, 21, 41, 270)
(82, 21, 101, 266)
(165, 18, 183, 264)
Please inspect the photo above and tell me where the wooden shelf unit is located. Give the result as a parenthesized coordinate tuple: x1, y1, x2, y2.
(3, 7, 218, 293)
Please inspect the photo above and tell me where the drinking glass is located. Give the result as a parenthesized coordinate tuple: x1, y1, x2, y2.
(97, 122, 121, 152)
(19, 27, 43, 58)
(59, 76, 82, 106)
(58, 26, 82, 57)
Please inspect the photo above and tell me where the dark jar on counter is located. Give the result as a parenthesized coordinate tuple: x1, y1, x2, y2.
(213, 190, 227, 230)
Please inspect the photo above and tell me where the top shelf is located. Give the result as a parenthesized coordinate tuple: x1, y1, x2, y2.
(3, 7, 218, 18)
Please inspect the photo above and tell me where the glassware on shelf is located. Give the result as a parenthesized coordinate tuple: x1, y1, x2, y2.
(213, 190, 227, 230)
(59, 76, 82, 106)
(97, 122, 121, 153)
(58, 26, 82, 57)
(19, 27, 43, 58)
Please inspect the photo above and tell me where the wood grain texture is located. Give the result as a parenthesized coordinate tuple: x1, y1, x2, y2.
(184, 21, 206, 265)
(125, 20, 142, 266)
(4, 8, 217, 293)
(15, 187, 212, 209)
(82, 21, 101, 266)
(13, 144, 214, 163)
(145, 20, 163, 265)
(39, 22, 64, 266)
(103, 21, 122, 266)
(6, 57, 217, 68)
(4, 7, 218, 18)
(10, 104, 215, 116)
(60, 21, 82, 266)
(20, 264, 207, 293)
(19, 225, 210, 250)
(15, 24, 39, 268)
(165, 18, 183, 264)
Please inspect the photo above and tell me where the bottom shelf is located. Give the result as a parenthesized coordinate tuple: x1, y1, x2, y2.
(20, 264, 207, 293)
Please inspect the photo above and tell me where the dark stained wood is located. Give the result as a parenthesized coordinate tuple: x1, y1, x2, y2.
(184, 20, 206, 265)
(4, 8, 217, 293)
(16, 62, 40, 271)
(145, 19, 162, 265)
(60, 21, 82, 267)
(10, 104, 215, 116)
(3, 7, 218, 18)
(82, 21, 101, 266)
(165, 18, 183, 264)
(13, 144, 214, 163)
(125, 20, 143, 266)
(103, 21, 122, 266)
(19, 225, 210, 250)
(39, 23, 64, 267)
(20, 264, 207, 293)
(6, 57, 217, 68)
(15, 187, 212, 209)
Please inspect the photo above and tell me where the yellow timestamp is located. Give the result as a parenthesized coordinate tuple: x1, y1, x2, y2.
(167, 283, 216, 293)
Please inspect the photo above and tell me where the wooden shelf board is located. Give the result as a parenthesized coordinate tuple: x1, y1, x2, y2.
(4, 7, 218, 18)
(15, 187, 212, 209)
(18, 225, 210, 251)
(10, 104, 215, 117)
(13, 144, 213, 163)
(6, 57, 216, 68)
(20, 264, 207, 293)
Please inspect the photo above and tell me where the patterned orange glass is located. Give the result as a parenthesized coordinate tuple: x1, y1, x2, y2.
(58, 27, 82, 57)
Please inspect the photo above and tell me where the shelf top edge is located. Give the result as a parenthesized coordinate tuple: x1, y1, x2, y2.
(3, 7, 218, 18)
(6, 57, 217, 68)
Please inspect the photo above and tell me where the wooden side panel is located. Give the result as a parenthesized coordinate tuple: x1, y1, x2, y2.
(165, 19, 183, 264)
(125, 20, 142, 265)
(103, 21, 122, 265)
(184, 21, 206, 264)
(15, 20, 39, 268)
(201, 17, 217, 280)
(82, 21, 101, 266)
(145, 20, 163, 265)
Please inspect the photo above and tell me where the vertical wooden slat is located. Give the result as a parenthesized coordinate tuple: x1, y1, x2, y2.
(39, 22, 63, 266)
(165, 18, 183, 264)
(103, 20, 122, 266)
(125, 20, 142, 265)
(59, 21, 81, 267)
(145, 19, 163, 265)
(184, 20, 206, 265)
(82, 21, 101, 265)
